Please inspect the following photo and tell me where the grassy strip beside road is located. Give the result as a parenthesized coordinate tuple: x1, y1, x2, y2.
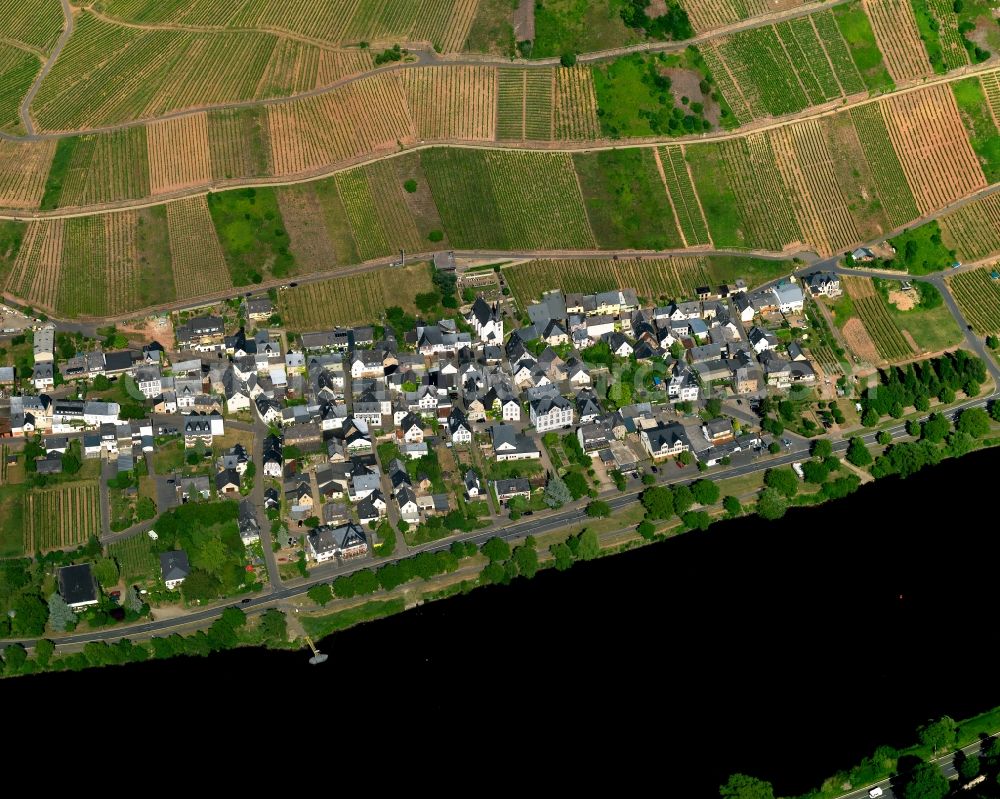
(300, 598, 406, 639)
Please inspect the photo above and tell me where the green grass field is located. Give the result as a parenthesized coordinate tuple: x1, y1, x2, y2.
(301, 598, 407, 638)
(889, 221, 956, 275)
(531, 0, 637, 58)
(207, 186, 294, 286)
(0, 484, 25, 557)
(832, 2, 894, 91)
(591, 52, 713, 138)
(952, 77, 1000, 183)
(108, 534, 161, 583)
(0, 220, 25, 288)
(136, 205, 176, 308)
(573, 148, 682, 250)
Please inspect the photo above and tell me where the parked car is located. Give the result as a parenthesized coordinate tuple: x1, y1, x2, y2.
(868, 788, 883, 798)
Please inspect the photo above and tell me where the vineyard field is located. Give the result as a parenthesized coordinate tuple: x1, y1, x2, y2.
(148, 113, 213, 194)
(402, 65, 497, 142)
(951, 76, 1000, 184)
(680, 0, 806, 33)
(108, 534, 159, 583)
(844, 276, 914, 361)
(879, 84, 986, 215)
(57, 211, 143, 317)
(657, 145, 711, 247)
(4, 219, 63, 312)
(574, 148, 682, 250)
(278, 262, 435, 329)
(167, 196, 233, 299)
(45, 128, 151, 209)
(939, 191, 1000, 261)
(22, 482, 102, 552)
(767, 120, 858, 256)
(949, 267, 1000, 333)
(0, 0, 65, 52)
(497, 68, 554, 141)
(862, 0, 932, 83)
(100, 0, 478, 52)
(0, 139, 54, 210)
(281, 179, 360, 268)
(554, 65, 600, 140)
(423, 149, 596, 250)
(0, 44, 40, 133)
(849, 103, 920, 228)
(266, 73, 414, 176)
(207, 107, 273, 181)
(31, 13, 283, 130)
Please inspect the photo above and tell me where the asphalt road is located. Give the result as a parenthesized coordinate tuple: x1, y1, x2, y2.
(833, 732, 998, 799)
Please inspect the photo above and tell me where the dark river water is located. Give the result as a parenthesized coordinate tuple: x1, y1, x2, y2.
(4, 447, 998, 794)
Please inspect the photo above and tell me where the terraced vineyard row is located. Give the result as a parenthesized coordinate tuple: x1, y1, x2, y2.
(101, 0, 477, 52)
(0, 140, 53, 210)
(278, 263, 435, 329)
(879, 84, 986, 215)
(23, 483, 102, 553)
(51, 128, 151, 209)
(0, 45, 40, 133)
(657, 145, 711, 247)
(949, 267, 1000, 333)
(4, 219, 62, 311)
(940, 192, 1000, 261)
(845, 277, 914, 361)
(505, 257, 713, 308)
(554, 66, 600, 140)
(166, 196, 233, 298)
(680, 0, 806, 34)
(497, 69, 554, 141)
(108, 534, 159, 583)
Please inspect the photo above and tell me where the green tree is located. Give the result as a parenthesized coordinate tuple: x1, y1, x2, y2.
(918, 716, 956, 755)
(723, 496, 742, 517)
(560, 51, 577, 67)
(641, 486, 674, 520)
(673, 484, 695, 515)
(683, 510, 711, 531)
(957, 407, 990, 438)
(704, 397, 722, 419)
(481, 536, 511, 562)
(637, 520, 656, 539)
(719, 773, 775, 799)
(259, 609, 287, 643)
(550, 542, 574, 571)
(585, 500, 611, 518)
(811, 439, 833, 459)
(957, 754, 980, 783)
(544, 476, 572, 508)
(93, 557, 120, 589)
(123, 586, 143, 614)
(33, 638, 55, 668)
(756, 488, 788, 521)
(307, 583, 333, 606)
(847, 437, 873, 466)
(576, 528, 600, 561)
(46, 591, 76, 632)
(990, 401, 1000, 423)
(12, 594, 48, 636)
(513, 544, 539, 579)
(2, 643, 27, 673)
(896, 761, 949, 799)
(764, 467, 798, 498)
(220, 606, 247, 629)
(181, 569, 221, 603)
(691, 479, 719, 506)
(877, 431, 893, 446)
(677, 450, 695, 466)
(862, 408, 880, 426)
(768, 442, 781, 455)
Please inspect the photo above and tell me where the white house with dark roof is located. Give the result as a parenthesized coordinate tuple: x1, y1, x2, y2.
(529, 394, 573, 433)
(467, 297, 504, 343)
(772, 282, 804, 314)
(447, 407, 473, 444)
(160, 550, 190, 590)
(491, 423, 541, 461)
(642, 422, 692, 460)
(307, 523, 369, 563)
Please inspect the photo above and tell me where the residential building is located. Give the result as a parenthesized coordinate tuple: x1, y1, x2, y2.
(493, 478, 531, 505)
(491, 423, 541, 461)
(467, 297, 504, 344)
(772, 282, 805, 314)
(530, 394, 573, 433)
(33, 325, 55, 363)
(307, 523, 369, 563)
(58, 564, 98, 610)
(160, 550, 191, 590)
(642, 423, 692, 460)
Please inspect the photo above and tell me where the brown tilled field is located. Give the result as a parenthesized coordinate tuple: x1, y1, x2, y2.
(863, 0, 931, 83)
(0, 140, 54, 209)
(148, 113, 213, 195)
(842, 317, 880, 363)
(880, 84, 986, 214)
(166, 196, 233, 298)
(402, 66, 498, 142)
